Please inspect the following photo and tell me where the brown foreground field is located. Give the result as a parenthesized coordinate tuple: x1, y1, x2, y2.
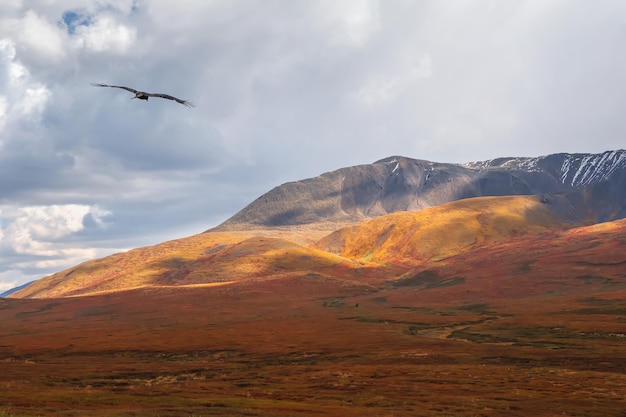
(2, 275, 625, 416)
(2, 199, 625, 416)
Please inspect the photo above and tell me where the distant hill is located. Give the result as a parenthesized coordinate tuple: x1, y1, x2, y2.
(215, 150, 626, 229)
(0, 281, 34, 297)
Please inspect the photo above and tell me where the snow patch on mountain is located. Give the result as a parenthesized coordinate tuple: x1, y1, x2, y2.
(462, 157, 542, 172)
(464, 150, 626, 187)
(560, 150, 626, 186)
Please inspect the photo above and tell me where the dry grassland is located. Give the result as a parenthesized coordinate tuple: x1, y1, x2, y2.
(2, 198, 625, 416)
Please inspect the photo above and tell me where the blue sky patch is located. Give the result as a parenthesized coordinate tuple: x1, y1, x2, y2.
(61, 10, 91, 35)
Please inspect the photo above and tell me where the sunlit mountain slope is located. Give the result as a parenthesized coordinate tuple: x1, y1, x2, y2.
(316, 194, 586, 264)
(10, 193, 604, 298)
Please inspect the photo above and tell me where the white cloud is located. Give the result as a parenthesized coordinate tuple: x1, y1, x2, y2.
(14, 10, 66, 65)
(0, 204, 111, 255)
(316, 0, 381, 46)
(0, 38, 50, 134)
(0, 268, 37, 294)
(0, 204, 115, 294)
(0, 96, 7, 131)
(72, 13, 136, 53)
(354, 54, 432, 107)
(0, 0, 22, 14)
(15, 85, 49, 117)
(0, 279, 18, 294)
(141, 0, 223, 31)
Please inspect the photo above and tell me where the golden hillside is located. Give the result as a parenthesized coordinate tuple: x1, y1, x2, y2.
(11, 194, 594, 298)
(316, 194, 580, 264)
(11, 224, 381, 298)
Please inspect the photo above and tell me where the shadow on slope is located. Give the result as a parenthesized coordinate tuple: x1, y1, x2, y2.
(215, 152, 626, 230)
(155, 236, 374, 286)
(10, 229, 391, 298)
(384, 217, 626, 305)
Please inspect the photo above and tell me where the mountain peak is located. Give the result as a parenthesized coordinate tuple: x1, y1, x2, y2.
(215, 150, 626, 230)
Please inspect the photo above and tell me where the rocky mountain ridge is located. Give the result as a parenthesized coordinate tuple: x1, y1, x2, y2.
(464, 149, 626, 187)
(216, 149, 626, 229)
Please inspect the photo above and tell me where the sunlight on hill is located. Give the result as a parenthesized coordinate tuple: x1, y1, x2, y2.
(317, 195, 572, 264)
(11, 227, 360, 298)
(10, 195, 600, 298)
(12, 232, 259, 298)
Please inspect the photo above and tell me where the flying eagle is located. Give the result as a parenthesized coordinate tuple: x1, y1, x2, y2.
(91, 83, 194, 107)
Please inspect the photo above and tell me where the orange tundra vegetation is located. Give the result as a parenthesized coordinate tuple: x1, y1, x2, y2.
(1, 195, 625, 416)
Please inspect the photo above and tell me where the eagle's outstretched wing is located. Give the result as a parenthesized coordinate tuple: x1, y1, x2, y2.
(148, 93, 195, 107)
(92, 82, 194, 107)
(91, 83, 139, 95)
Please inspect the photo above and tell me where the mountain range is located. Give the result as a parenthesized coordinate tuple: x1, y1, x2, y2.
(8, 149, 626, 298)
(217, 149, 626, 229)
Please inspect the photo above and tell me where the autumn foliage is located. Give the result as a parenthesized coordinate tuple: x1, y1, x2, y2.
(2, 195, 625, 416)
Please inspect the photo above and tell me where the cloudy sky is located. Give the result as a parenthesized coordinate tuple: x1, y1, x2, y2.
(1, 0, 625, 292)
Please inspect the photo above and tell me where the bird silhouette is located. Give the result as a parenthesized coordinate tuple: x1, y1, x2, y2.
(91, 83, 194, 107)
